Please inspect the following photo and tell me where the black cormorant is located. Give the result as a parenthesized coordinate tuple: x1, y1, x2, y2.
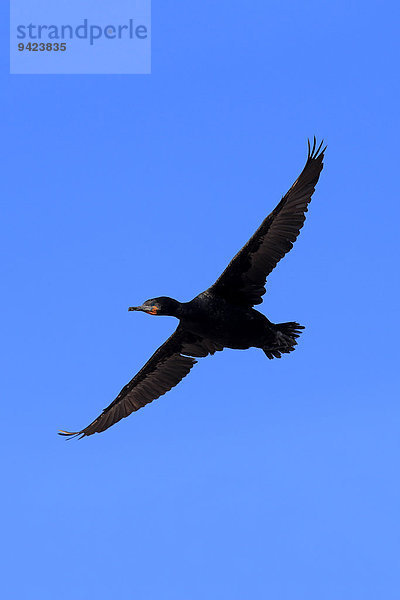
(60, 138, 325, 438)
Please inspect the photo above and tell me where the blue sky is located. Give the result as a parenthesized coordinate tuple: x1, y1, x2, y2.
(2, 1, 400, 598)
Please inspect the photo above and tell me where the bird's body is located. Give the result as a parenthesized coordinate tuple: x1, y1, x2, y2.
(179, 292, 271, 349)
(175, 292, 286, 352)
(60, 139, 326, 439)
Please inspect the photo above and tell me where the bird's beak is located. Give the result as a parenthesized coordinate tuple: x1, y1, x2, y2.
(128, 305, 158, 314)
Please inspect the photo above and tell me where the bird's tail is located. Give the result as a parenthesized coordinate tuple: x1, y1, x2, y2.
(263, 322, 304, 359)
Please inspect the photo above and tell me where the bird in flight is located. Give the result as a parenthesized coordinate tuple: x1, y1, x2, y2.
(60, 138, 326, 439)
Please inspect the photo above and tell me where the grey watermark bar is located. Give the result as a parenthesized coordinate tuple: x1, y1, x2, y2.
(10, 0, 151, 74)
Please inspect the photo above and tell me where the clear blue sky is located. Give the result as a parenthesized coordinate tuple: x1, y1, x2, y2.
(2, 1, 400, 598)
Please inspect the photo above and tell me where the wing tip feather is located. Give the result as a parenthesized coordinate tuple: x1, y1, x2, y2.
(58, 429, 86, 440)
(307, 136, 327, 160)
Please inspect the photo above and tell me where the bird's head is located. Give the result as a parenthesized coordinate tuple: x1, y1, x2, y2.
(128, 296, 181, 317)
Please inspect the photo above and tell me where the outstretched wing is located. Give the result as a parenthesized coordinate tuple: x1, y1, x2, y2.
(59, 328, 222, 439)
(209, 138, 326, 307)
